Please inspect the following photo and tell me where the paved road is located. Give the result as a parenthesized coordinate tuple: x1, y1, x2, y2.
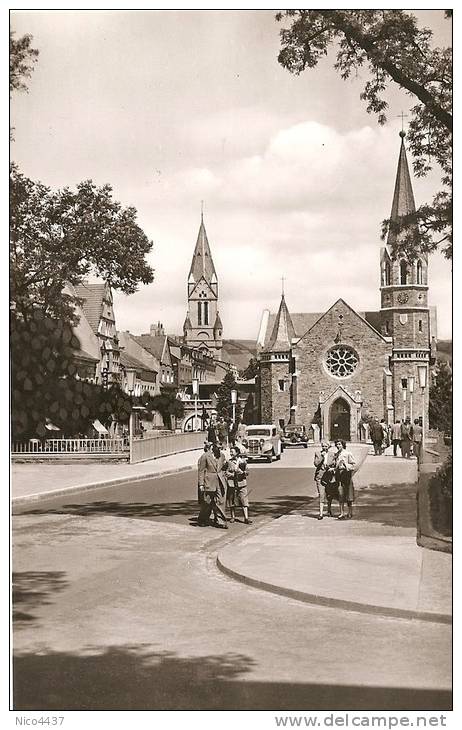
(12, 449, 451, 711)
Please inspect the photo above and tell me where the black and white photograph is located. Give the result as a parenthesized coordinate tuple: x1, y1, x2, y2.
(9, 4, 453, 721)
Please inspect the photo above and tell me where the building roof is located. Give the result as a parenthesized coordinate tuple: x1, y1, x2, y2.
(188, 215, 217, 283)
(387, 133, 417, 247)
(213, 311, 223, 331)
(183, 312, 192, 331)
(120, 350, 158, 382)
(260, 309, 385, 348)
(134, 333, 169, 364)
(263, 294, 297, 352)
(74, 281, 110, 333)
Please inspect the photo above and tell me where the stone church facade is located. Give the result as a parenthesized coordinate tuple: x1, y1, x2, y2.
(257, 133, 437, 441)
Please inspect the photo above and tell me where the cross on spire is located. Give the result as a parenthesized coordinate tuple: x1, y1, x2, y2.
(280, 276, 285, 296)
(397, 111, 409, 136)
(200, 200, 204, 219)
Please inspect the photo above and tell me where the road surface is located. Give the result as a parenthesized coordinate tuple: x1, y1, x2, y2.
(12, 448, 451, 710)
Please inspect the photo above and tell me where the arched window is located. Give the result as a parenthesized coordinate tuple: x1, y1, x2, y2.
(385, 262, 391, 286)
(203, 301, 209, 325)
(197, 301, 202, 326)
(416, 260, 423, 284)
(400, 260, 408, 285)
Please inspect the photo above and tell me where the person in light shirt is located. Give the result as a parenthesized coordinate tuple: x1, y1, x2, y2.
(334, 440, 356, 520)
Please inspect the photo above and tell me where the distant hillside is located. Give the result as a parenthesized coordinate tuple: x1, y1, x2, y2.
(436, 340, 452, 364)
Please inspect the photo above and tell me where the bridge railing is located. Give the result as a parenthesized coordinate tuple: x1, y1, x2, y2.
(12, 438, 127, 455)
(130, 431, 205, 464)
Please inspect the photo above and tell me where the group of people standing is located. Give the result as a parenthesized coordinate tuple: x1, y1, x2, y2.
(314, 440, 356, 520)
(370, 417, 423, 463)
(196, 441, 252, 529)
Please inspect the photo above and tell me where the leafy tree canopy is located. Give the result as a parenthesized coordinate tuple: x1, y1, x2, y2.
(277, 10, 452, 259)
(429, 361, 452, 436)
(10, 164, 154, 323)
(216, 371, 242, 423)
(239, 356, 259, 381)
(10, 31, 39, 95)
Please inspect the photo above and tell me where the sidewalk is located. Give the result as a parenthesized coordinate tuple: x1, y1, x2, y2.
(11, 449, 202, 505)
(217, 452, 451, 624)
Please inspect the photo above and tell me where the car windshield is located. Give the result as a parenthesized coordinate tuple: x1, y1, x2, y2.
(286, 426, 304, 433)
(246, 428, 271, 437)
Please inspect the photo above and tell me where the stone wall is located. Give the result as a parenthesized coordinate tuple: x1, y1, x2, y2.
(294, 300, 391, 434)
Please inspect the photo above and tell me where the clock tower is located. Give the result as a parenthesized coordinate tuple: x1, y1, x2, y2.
(380, 131, 430, 423)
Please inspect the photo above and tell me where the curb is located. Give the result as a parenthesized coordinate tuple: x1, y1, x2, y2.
(11, 464, 196, 508)
(216, 554, 452, 626)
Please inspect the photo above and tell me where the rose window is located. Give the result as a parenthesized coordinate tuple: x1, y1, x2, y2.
(325, 346, 359, 378)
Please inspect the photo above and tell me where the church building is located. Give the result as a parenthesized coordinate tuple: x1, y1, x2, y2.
(256, 132, 437, 441)
(183, 212, 224, 360)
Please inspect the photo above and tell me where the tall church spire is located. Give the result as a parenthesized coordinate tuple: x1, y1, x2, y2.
(265, 294, 296, 353)
(188, 214, 217, 284)
(387, 131, 416, 246)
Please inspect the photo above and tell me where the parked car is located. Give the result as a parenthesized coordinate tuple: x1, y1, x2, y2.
(281, 424, 308, 449)
(243, 424, 282, 463)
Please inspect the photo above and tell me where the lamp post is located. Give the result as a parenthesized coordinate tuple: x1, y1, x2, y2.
(408, 375, 415, 423)
(231, 388, 238, 428)
(125, 367, 137, 464)
(417, 364, 428, 448)
(402, 386, 407, 421)
(192, 377, 199, 432)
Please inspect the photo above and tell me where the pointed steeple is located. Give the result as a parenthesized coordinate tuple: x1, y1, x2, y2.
(264, 294, 296, 352)
(183, 312, 192, 333)
(213, 311, 223, 332)
(188, 215, 217, 284)
(387, 132, 416, 246)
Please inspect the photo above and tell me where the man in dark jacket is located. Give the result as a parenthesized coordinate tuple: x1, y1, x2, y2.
(410, 418, 423, 464)
(197, 443, 228, 528)
(370, 419, 384, 456)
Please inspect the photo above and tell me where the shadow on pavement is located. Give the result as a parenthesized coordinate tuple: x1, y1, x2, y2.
(23, 495, 314, 522)
(13, 644, 451, 710)
(354, 482, 417, 529)
(13, 571, 69, 627)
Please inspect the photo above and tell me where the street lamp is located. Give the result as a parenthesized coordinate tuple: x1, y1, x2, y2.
(408, 375, 415, 423)
(192, 377, 199, 432)
(417, 364, 428, 448)
(231, 388, 238, 427)
(125, 367, 137, 464)
(401, 385, 407, 421)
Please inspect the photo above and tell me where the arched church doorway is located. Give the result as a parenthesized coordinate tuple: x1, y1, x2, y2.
(330, 398, 351, 441)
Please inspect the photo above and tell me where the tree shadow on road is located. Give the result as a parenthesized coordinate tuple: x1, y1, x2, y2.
(13, 644, 451, 710)
(353, 482, 417, 529)
(23, 495, 315, 522)
(12, 571, 69, 627)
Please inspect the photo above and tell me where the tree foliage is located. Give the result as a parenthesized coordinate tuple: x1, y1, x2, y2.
(216, 371, 242, 423)
(10, 31, 39, 95)
(11, 310, 132, 439)
(429, 361, 452, 436)
(148, 391, 185, 430)
(277, 10, 452, 259)
(10, 165, 154, 323)
(239, 356, 259, 380)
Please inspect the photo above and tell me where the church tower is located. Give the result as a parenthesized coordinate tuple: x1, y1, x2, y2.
(259, 293, 296, 428)
(183, 213, 223, 359)
(380, 131, 430, 424)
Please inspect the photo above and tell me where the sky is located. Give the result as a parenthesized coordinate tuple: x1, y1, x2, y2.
(10, 8, 452, 340)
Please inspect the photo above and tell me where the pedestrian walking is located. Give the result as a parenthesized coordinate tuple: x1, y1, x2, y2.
(391, 419, 402, 457)
(313, 440, 335, 519)
(334, 440, 356, 519)
(207, 418, 218, 445)
(380, 418, 389, 454)
(400, 418, 413, 459)
(216, 417, 228, 447)
(410, 418, 423, 465)
(226, 447, 252, 524)
(197, 443, 229, 529)
(370, 419, 383, 456)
